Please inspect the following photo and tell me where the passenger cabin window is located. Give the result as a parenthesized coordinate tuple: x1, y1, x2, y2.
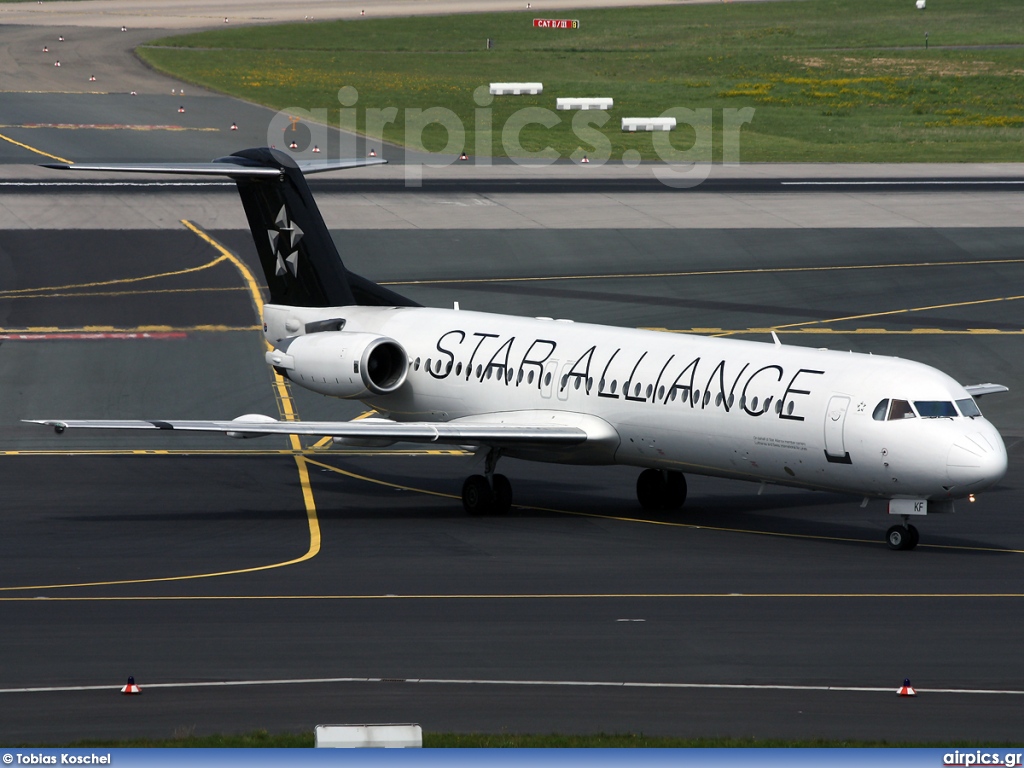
(888, 399, 916, 420)
(957, 398, 982, 418)
(914, 401, 957, 418)
(872, 400, 889, 421)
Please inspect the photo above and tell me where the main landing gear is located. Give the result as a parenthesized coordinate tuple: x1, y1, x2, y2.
(462, 448, 512, 516)
(636, 468, 687, 511)
(886, 518, 920, 551)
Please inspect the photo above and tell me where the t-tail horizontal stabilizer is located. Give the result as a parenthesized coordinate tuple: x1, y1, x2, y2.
(43, 148, 418, 310)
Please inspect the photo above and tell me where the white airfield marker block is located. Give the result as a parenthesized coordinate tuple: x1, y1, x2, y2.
(315, 724, 423, 748)
(490, 82, 543, 95)
(556, 97, 614, 111)
(621, 117, 677, 132)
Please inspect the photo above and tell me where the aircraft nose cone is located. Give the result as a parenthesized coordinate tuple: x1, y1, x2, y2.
(947, 428, 1008, 490)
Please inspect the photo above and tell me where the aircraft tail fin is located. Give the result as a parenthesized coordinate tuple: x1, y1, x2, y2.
(43, 147, 418, 309)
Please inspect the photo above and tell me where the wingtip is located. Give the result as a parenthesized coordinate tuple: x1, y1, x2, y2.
(23, 419, 67, 434)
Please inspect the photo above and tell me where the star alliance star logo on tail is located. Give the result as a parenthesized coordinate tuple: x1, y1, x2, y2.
(268, 204, 303, 278)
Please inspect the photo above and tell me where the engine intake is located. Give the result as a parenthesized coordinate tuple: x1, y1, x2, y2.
(266, 331, 408, 399)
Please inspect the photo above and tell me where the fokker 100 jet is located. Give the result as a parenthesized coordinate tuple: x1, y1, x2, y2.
(30, 148, 1008, 550)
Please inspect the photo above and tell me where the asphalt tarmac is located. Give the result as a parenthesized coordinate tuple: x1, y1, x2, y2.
(2, 9, 1024, 748)
(2, 222, 1024, 744)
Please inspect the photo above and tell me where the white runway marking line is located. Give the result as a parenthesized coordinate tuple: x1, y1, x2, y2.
(782, 180, 1024, 186)
(1, 676, 1022, 696)
(0, 182, 233, 187)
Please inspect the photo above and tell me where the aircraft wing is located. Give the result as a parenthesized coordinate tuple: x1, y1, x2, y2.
(964, 383, 1009, 397)
(24, 418, 588, 447)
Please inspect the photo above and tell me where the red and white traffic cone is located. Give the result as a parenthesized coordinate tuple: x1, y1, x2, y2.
(368, 148, 376, 157)
(230, 122, 238, 131)
(312, 145, 321, 153)
(177, 105, 185, 113)
(120, 676, 141, 695)
(897, 678, 916, 697)
(581, 155, 590, 164)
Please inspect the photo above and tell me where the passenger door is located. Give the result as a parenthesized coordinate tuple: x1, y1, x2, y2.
(824, 395, 852, 464)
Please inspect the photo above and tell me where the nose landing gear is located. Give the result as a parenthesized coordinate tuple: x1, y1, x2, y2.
(886, 518, 920, 551)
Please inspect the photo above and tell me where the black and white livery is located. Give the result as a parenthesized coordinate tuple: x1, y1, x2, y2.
(30, 148, 1008, 550)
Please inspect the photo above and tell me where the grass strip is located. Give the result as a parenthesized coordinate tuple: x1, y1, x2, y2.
(29, 730, 1024, 748)
(137, 0, 1024, 162)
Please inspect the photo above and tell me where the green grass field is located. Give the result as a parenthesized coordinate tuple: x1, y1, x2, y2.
(137, 0, 1024, 162)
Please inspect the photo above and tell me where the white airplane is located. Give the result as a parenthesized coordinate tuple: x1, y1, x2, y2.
(30, 148, 1009, 551)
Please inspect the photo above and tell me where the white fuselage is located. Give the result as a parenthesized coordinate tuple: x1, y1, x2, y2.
(264, 303, 1007, 502)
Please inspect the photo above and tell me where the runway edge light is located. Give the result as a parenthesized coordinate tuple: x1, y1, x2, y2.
(120, 675, 141, 695)
(897, 678, 916, 697)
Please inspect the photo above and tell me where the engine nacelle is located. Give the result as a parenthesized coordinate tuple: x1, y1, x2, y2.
(266, 331, 408, 399)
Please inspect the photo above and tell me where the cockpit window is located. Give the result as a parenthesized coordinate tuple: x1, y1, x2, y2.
(872, 399, 889, 421)
(888, 399, 916, 420)
(957, 397, 982, 418)
(914, 401, 957, 418)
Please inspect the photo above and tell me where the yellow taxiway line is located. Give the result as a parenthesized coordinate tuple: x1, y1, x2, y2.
(651, 327, 1024, 337)
(5, 224, 1021, 594)
(3, 436, 1019, 594)
(5, 286, 249, 302)
(304, 456, 1024, 556)
(0, 124, 217, 132)
(0, 448, 470, 457)
(3, 592, 1024, 602)
(184, 219, 322, 560)
(0, 131, 72, 164)
(0, 223, 324, 593)
(18, 439, 1016, 593)
(0, 253, 230, 298)
(0, 324, 258, 334)
(767, 293, 1024, 333)
(380, 256, 1024, 287)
